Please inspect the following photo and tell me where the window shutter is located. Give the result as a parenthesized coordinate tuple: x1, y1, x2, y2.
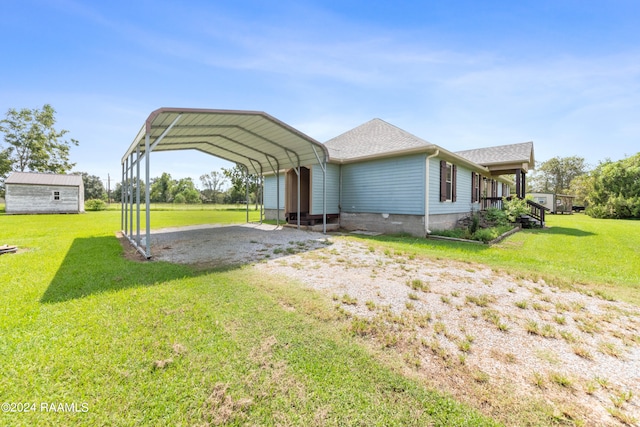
(471, 172, 475, 202)
(451, 165, 457, 202)
(440, 160, 447, 202)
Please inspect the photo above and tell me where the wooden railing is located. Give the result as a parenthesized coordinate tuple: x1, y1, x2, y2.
(480, 197, 548, 227)
(481, 197, 504, 210)
(526, 199, 548, 226)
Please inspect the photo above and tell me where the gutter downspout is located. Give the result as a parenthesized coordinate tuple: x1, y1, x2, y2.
(425, 149, 440, 236)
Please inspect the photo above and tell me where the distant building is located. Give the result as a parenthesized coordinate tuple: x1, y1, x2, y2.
(5, 172, 85, 214)
(528, 192, 574, 214)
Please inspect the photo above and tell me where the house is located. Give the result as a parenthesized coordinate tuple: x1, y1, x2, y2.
(120, 108, 537, 258)
(5, 172, 85, 214)
(264, 118, 535, 236)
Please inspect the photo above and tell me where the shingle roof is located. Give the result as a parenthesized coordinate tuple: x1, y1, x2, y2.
(455, 141, 534, 167)
(323, 118, 435, 161)
(5, 172, 83, 186)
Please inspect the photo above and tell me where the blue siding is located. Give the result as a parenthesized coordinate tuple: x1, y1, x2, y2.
(341, 155, 426, 215)
(428, 157, 478, 215)
(263, 174, 285, 209)
(310, 163, 340, 215)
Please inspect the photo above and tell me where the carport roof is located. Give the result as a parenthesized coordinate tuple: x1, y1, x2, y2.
(122, 108, 329, 173)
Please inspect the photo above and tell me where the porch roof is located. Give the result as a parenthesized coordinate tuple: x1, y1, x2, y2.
(455, 141, 535, 174)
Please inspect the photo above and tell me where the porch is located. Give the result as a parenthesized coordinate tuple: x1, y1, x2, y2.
(481, 196, 548, 228)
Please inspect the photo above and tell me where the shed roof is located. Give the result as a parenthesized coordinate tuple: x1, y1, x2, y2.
(455, 141, 535, 169)
(5, 172, 83, 186)
(122, 108, 329, 174)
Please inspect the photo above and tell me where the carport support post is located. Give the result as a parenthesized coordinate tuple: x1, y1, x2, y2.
(121, 160, 125, 233)
(145, 132, 151, 258)
(135, 144, 141, 244)
(323, 161, 326, 234)
(129, 152, 134, 239)
(297, 164, 301, 230)
(245, 166, 249, 223)
(276, 170, 280, 227)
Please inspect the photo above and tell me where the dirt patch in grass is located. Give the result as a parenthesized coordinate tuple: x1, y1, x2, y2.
(255, 236, 640, 426)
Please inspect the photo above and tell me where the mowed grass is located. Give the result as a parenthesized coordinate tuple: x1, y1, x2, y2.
(0, 211, 495, 426)
(112, 203, 262, 229)
(360, 214, 640, 305)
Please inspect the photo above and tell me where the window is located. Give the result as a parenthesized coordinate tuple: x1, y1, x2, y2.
(439, 160, 456, 202)
(53, 191, 60, 201)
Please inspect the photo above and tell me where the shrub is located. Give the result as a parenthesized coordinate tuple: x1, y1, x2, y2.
(503, 197, 530, 222)
(485, 207, 508, 226)
(173, 193, 186, 204)
(473, 228, 498, 243)
(85, 199, 107, 211)
(469, 212, 480, 234)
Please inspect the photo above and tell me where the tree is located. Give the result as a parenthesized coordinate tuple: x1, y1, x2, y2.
(114, 178, 145, 202)
(0, 104, 78, 178)
(80, 172, 106, 200)
(529, 156, 587, 194)
(222, 165, 260, 207)
(586, 153, 640, 219)
(149, 172, 174, 203)
(568, 174, 594, 206)
(199, 171, 227, 203)
(172, 177, 201, 204)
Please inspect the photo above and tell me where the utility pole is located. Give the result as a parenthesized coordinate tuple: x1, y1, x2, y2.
(107, 174, 111, 204)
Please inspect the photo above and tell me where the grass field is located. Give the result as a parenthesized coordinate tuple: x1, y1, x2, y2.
(1, 209, 638, 426)
(0, 210, 495, 426)
(112, 204, 262, 229)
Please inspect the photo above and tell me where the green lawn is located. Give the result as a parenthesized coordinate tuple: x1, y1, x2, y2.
(2, 210, 638, 426)
(0, 211, 495, 426)
(106, 202, 258, 211)
(360, 214, 640, 305)
(109, 205, 262, 229)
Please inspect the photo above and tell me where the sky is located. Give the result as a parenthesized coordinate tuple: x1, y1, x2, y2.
(2, 0, 639, 189)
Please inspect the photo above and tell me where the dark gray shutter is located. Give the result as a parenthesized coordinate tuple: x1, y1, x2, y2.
(451, 165, 457, 202)
(440, 160, 447, 202)
(471, 172, 477, 202)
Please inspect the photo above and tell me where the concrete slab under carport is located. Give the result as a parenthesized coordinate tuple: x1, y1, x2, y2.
(139, 223, 332, 267)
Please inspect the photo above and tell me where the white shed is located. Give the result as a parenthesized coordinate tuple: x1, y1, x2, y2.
(5, 172, 85, 214)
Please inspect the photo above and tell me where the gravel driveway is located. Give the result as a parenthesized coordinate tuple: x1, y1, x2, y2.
(140, 223, 640, 425)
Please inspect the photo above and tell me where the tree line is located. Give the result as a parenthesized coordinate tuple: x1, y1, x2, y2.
(1, 104, 637, 218)
(529, 154, 640, 219)
(85, 167, 260, 205)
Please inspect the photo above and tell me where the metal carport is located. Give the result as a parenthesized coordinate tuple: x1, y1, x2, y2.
(121, 108, 330, 259)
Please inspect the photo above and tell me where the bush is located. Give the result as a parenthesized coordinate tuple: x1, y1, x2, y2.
(587, 195, 640, 219)
(173, 193, 186, 204)
(85, 199, 107, 211)
(485, 207, 508, 226)
(503, 197, 530, 223)
(469, 212, 480, 234)
(473, 228, 499, 243)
